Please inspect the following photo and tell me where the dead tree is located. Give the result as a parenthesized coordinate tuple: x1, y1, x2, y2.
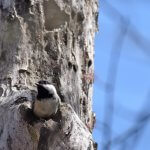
(0, 0, 98, 149)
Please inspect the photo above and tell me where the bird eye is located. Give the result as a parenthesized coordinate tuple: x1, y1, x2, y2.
(49, 93, 53, 98)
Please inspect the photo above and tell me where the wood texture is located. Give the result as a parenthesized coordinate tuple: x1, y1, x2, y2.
(0, 0, 98, 149)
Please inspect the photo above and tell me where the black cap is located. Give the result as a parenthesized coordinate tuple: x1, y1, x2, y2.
(36, 80, 50, 85)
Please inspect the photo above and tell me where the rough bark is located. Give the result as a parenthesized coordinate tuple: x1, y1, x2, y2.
(0, 0, 98, 149)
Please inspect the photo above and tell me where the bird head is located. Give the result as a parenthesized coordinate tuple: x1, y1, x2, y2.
(36, 80, 57, 100)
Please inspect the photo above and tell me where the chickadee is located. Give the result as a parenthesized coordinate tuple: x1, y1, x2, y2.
(33, 80, 61, 119)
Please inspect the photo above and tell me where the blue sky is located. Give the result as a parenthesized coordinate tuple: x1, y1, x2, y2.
(93, 0, 150, 149)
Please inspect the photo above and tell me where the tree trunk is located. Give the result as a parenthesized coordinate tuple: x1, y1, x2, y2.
(0, 0, 98, 149)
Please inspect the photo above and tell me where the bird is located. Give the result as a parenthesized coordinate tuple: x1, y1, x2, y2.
(32, 80, 61, 119)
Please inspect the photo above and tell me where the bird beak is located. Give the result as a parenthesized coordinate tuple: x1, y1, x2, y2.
(35, 83, 39, 86)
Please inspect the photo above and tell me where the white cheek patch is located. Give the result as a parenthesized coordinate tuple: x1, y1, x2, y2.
(42, 84, 57, 95)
